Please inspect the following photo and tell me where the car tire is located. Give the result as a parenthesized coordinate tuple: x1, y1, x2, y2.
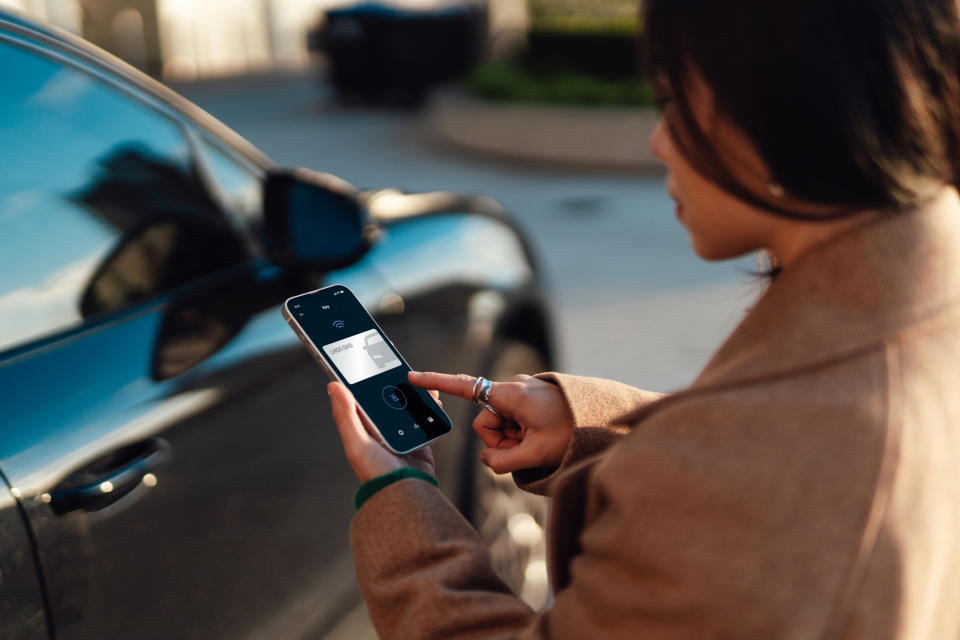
(461, 339, 552, 611)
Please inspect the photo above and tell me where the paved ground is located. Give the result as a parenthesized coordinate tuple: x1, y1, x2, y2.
(428, 92, 661, 170)
(172, 71, 760, 637)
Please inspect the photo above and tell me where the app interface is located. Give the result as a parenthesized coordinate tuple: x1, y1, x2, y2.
(323, 330, 401, 384)
(287, 286, 451, 452)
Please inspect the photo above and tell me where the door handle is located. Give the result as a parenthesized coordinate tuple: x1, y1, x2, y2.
(48, 437, 171, 516)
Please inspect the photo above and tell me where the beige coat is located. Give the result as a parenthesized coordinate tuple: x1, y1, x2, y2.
(351, 191, 960, 639)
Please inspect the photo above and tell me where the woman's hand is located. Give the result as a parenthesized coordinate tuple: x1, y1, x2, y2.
(408, 371, 574, 474)
(328, 381, 436, 483)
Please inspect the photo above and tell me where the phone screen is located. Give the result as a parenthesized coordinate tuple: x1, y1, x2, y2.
(285, 285, 452, 453)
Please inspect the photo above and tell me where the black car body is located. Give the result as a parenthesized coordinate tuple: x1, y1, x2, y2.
(0, 10, 553, 639)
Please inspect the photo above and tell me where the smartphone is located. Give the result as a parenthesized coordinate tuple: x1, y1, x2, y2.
(282, 284, 452, 454)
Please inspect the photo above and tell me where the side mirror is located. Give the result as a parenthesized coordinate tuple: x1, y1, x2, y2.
(263, 168, 380, 270)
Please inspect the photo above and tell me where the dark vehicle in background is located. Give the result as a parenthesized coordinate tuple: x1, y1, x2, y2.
(307, 2, 488, 104)
(0, 10, 553, 639)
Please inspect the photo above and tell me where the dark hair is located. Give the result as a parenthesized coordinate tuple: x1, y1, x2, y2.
(642, 0, 960, 220)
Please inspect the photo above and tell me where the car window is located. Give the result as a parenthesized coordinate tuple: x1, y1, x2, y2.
(194, 135, 264, 230)
(0, 39, 249, 355)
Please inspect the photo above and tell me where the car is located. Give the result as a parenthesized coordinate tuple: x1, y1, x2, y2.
(307, 1, 488, 104)
(362, 333, 393, 369)
(0, 9, 555, 639)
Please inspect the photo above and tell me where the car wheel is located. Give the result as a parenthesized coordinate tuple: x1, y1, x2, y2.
(463, 340, 552, 611)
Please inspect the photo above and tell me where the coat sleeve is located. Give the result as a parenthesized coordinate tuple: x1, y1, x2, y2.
(350, 459, 718, 640)
(512, 373, 667, 495)
(350, 381, 887, 640)
(352, 473, 726, 640)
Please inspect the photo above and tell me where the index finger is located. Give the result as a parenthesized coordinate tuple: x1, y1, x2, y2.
(408, 371, 478, 401)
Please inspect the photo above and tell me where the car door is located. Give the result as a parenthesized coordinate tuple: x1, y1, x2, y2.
(0, 32, 370, 639)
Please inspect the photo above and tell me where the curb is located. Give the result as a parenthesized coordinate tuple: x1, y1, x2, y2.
(426, 91, 663, 171)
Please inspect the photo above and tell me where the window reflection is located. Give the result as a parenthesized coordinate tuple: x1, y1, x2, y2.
(0, 41, 248, 354)
(195, 135, 264, 230)
(73, 144, 247, 316)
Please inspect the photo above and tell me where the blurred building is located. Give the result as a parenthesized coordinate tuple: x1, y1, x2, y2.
(1, 0, 526, 80)
(0, 0, 84, 34)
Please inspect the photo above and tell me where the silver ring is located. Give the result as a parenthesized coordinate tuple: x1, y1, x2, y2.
(472, 376, 484, 405)
(478, 378, 492, 405)
(483, 404, 503, 418)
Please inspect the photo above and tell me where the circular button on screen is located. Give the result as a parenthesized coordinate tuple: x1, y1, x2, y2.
(382, 385, 407, 410)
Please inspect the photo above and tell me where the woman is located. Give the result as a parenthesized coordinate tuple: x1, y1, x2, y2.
(328, 1, 960, 637)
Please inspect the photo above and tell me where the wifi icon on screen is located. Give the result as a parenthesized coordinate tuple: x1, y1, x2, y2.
(332, 320, 345, 329)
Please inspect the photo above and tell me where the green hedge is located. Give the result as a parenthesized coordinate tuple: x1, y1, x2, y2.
(462, 11, 649, 108)
(523, 28, 640, 79)
(464, 60, 653, 108)
(530, 15, 640, 35)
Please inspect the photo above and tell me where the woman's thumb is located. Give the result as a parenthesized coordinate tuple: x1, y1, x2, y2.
(328, 382, 371, 446)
